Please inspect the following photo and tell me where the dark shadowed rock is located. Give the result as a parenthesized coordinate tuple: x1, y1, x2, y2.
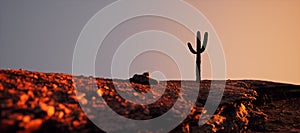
(129, 72, 159, 85)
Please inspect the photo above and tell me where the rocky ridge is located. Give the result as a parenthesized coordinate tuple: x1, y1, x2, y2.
(0, 69, 299, 132)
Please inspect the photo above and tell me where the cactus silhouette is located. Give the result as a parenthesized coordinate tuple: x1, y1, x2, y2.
(187, 31, 208, 82)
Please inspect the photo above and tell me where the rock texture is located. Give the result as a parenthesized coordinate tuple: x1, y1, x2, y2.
(0, 69, 299, 133)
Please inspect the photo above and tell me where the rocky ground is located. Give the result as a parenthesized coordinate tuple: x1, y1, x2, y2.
(0, 69, 299, 133)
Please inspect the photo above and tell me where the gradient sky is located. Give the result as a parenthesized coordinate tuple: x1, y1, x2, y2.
(191, 0, 300, 84)
(0, 0, 299, 84)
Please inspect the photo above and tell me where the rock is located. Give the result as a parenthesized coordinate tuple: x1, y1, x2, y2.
(23, 115, 31, 123)
(53, 84, 58, 88)
(129, 72, 159, 85)
(39, 103, 55, 117)
(73, 120, 80, 127)
(97, 89, 104, 96)
(80, 98, 88, 105)
(58, 111, 64, 119)
(64, 108, 71, 115)
(133, 92, 138, 96)
(0, 83, 4, 91)
(20, 94, 29, 103)
(25, 119, 43, 131)
(47, 106, 55, 117)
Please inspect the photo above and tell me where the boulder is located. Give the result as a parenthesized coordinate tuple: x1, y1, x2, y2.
(129, 72, 159, 85)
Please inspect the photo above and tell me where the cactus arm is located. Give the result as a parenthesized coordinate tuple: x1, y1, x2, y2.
(187, 42, 198, 54)
(199, 32, 208, 53)
(197, 31, 201, 50)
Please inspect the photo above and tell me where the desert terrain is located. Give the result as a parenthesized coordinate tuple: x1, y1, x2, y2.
(0, 69, 299, 132)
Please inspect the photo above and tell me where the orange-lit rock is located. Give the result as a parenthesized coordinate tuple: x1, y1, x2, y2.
(41, 86, 48, 92)
(0, 83, 4, 91)
(81, 98, 88, 105)
(72, 120, 80, 127)
(58, 104, 71, 115)
(7, 89, 16, 94)
(20, 94, 29, 102)
(39, 103, 48, 111)
(58, 111, 64, 119)
(23, 115, 31, 123)
(47, 106, 55, 117)
(104, 86, 109, 90)
(97, 89, 103, 96)
(27, 90, 34, 98)
(109, 91, 114, 97)
(53, 84, 58, 89)
(64, 107, 71, 115)
(25, 119, 43, 131)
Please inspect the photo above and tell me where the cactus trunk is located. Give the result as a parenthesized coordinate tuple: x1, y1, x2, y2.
(196, 53, 200, 82)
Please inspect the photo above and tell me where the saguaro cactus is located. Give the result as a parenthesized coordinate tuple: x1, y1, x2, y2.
(187, 31, 208, 82)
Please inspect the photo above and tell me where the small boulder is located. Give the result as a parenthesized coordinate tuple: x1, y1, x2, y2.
(129, 72, 159, 85)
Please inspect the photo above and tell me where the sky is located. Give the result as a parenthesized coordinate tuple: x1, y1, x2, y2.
(0, 0, 299, 84)
(192, 0, 300, 84)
